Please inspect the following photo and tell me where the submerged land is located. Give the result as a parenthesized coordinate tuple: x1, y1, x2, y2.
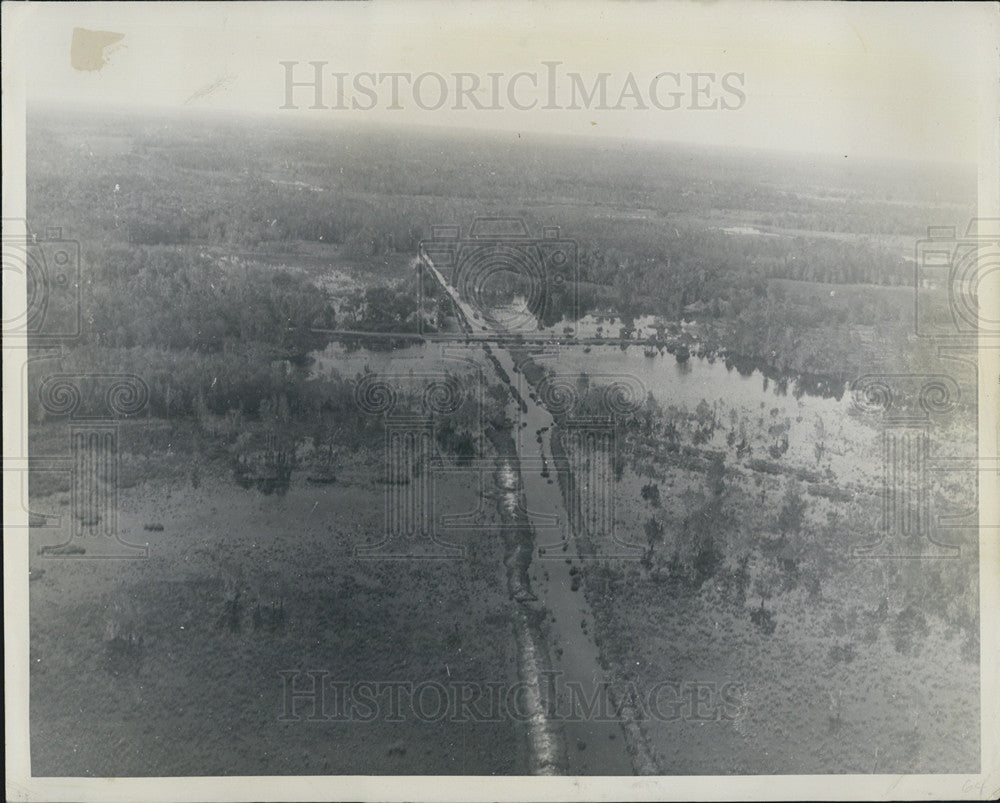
(25, 107, 979, 775)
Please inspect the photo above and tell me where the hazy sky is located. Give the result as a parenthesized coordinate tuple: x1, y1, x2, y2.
(9, 0, 998, 163)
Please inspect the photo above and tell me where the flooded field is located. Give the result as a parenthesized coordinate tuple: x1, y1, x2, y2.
(21, 100, 983, 784)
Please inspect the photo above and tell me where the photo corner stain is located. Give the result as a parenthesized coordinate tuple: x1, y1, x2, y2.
(70, 27, 125, 72)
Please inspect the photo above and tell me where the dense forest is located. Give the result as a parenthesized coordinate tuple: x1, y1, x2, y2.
(25, 107, 976, 434)
(28, 109, 973, 373)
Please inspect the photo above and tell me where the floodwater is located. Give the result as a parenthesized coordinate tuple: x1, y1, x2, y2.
(530, 344, 877, 486)
(308, 269, 882, 774)
(489, 343, 636, 774)
(314, 336, 879, 486)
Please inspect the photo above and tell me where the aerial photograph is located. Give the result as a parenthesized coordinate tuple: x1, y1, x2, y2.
(5, 1, 995, 796)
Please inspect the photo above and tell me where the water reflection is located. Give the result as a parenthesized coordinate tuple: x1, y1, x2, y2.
(308, 333, 875, 487)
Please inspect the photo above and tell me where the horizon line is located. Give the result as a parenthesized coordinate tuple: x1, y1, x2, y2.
(26, 97, 978, 172)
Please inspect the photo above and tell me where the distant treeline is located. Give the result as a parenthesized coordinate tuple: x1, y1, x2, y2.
(24, 109, 976, 395)
(83, 245, 336, 361)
